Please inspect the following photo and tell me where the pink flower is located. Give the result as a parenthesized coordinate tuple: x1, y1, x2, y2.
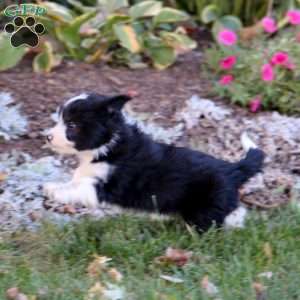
(284, 62, 296, 70)
(287, 10, 300, 25)
(219, 56, 237, 70)
(219, 74, 234, 85)
(217, 29, 237, 46)
(271, 52, 289, 65)
(261, 63, 274, 82)
(261, 17, 277, 33)
(249, 96, 262, 113)
(270, 52, 295, 70)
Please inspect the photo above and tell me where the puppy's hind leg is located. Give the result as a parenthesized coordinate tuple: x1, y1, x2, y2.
(183, 208, 227, 232)
(182, 190, 239, 233)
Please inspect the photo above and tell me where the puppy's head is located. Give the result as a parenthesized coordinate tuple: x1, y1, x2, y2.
(46, 93, 131, 155)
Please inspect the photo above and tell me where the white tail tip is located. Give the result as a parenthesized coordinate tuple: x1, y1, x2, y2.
(241, 132, 257, 151)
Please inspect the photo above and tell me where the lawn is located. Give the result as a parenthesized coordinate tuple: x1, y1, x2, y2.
(1, 205, 300, 300)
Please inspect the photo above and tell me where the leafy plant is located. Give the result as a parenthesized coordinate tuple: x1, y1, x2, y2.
(0, 33, 28, 71)
(204, 20, 300, 115)
(173, 0, 300, 26)
(0, 0, 196, 72)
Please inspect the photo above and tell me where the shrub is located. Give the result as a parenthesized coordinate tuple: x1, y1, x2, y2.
(204, 12, 300, 115)
(0, 0, 196, 72)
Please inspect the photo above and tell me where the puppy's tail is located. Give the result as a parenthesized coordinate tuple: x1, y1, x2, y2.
(230, 132, 265, 188)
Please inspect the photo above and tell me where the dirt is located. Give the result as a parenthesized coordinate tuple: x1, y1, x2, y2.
(0, 51, 210, 157)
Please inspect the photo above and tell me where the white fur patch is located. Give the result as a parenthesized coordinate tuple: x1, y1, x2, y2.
(75, 151, 113, 183)
(43, 178, 99, 208)
(43, 151, 114, 208)
(241, 132, 258, 151)
(47, 116, 77, 154)
(65, 93, 89, 107)
(224, 206, 248, 229)
(93, 134, 120, 158)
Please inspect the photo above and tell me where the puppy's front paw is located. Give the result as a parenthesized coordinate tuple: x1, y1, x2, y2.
(43, 182, 71, 205)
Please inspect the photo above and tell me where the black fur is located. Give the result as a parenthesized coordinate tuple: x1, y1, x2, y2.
(60, 93, 265, 232)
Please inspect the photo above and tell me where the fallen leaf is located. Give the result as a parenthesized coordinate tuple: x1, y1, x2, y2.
(252, 282, 266, 300)
(160, 275, 184, 283)
(87, 255, 112, 277)
(201, 275, 219, 296)
(6, 287, 19, 300)
(108, 268, 123, 282)
(155, 247, 193, 267)
(86, 282, 105, 300)
(5, 288, 29, 300)
(0, 172, 7, 181)
(62, 204, 77, 214)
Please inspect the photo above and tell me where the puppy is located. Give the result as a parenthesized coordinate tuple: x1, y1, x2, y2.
(44, 93, 264, 232)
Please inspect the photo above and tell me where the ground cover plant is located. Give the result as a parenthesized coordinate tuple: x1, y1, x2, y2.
(204, 9, 300, 115)
(1, 205, 300, 300)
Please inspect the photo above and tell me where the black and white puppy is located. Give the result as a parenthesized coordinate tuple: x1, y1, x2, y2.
(44, 93, 264, 232)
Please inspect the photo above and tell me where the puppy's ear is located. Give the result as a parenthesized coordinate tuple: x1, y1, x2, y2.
(106, 94, 132, 112)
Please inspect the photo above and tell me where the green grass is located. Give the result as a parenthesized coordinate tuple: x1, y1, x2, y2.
(1, 206, 300, 300)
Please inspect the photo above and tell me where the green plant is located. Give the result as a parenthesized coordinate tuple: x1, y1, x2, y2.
(0, 0, 196, 72)
(204, 26, 300, 115)
(173, 0, 300, 26)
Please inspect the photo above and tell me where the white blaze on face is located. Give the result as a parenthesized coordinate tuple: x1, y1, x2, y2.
(47, 93, 89, 154)
(64, 93, 89, 106)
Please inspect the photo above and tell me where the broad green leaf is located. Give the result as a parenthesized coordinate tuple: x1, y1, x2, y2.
(98, 0, 128, 13)
(100, 14, 131, 32)
(37, 1, 75, 23)
(212, 15, 242, 41)
(113, 24, 141, 53)
(160, 31, 197, 53)
(153, 7, 190, 24)
(55, 11, 97, 49)
(33, 41, 61, 73)
(147, 45, 176, 70)
(81, 37, 98, 49)
(144, 35, 176, 69)
(201, 4, 219, 24)
(0, 33, 27, 71)
(153, 8, 189, 25)
(129, 1, 162, 19)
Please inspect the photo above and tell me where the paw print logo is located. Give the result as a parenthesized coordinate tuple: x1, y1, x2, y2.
(4, 16, 45, 48)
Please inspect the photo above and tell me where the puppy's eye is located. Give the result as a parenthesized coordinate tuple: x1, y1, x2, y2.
(67, 122, 77, 129)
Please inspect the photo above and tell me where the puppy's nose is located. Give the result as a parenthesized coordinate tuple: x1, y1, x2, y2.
(46, 134, 53, 143)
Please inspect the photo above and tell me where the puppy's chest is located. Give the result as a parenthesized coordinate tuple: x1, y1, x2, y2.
(72, 161, 113, 182)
